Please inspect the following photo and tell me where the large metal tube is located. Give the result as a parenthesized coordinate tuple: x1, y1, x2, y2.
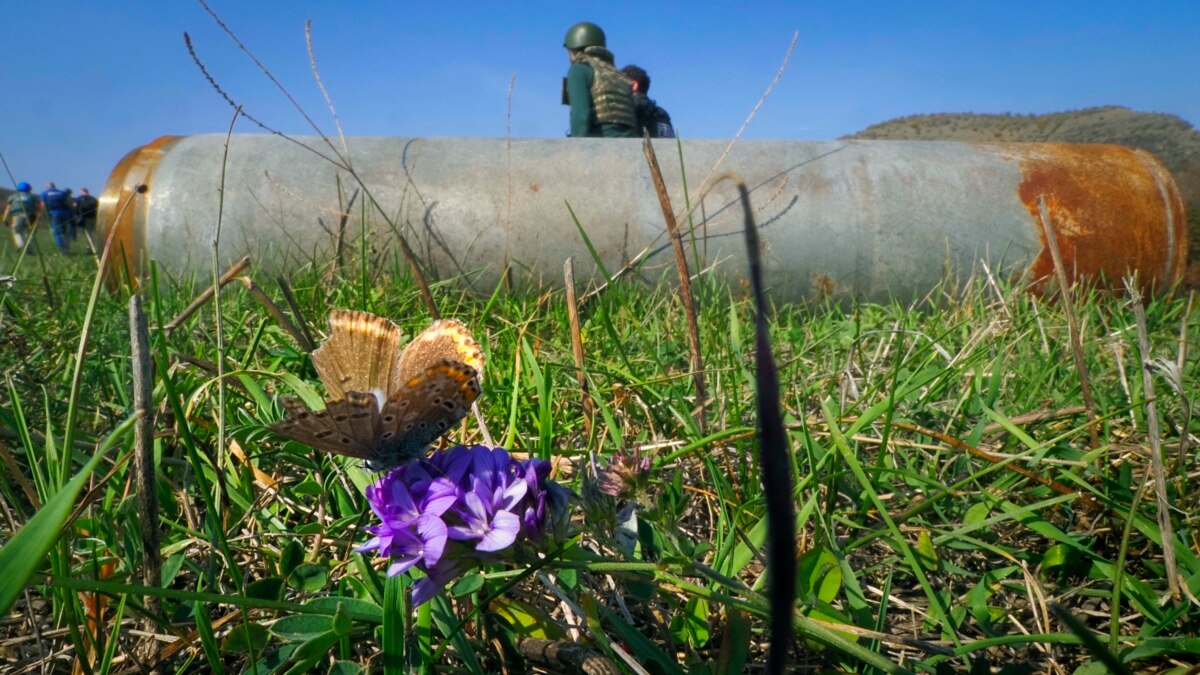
(98, 135, 1187, 301)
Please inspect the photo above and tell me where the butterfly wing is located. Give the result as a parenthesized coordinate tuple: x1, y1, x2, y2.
(396, 319, 484, 386)
(372, 361, 482, 470)
(311, 310, 404, 399)
(270, 391, 383, 459)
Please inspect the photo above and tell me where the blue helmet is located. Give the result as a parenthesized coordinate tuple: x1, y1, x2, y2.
(17, 182, 31, 192)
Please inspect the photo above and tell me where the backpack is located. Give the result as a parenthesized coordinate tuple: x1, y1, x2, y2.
(635, 96, 676, 139)
(12, 193, 37, 215)
(649, 104, 675, 139)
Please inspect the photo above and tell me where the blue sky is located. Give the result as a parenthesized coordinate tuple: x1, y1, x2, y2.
(2, 2, 1197, 193)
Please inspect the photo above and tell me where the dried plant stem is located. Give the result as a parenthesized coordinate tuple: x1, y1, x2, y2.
(305, 19, 349, 159)
(395, 225, 440, 320)
(514, 638, 620, 675)
(129, 294, 160, 622)
(1126, 279, 1181, 602)
(275, 276, 316, 353)
(643, 134, 708, 434)
(1036, 195, 1100, 452)
(1174, 291, 1195, 479)
(212, 105, 239, 483)
(563, 258, 593, 439)
(163, 255, 251, 335)
(238, 276, 311, 349)
(331, 186, 359, 277)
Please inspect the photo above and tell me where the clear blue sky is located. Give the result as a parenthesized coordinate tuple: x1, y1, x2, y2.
(3, 1, 1197, 193)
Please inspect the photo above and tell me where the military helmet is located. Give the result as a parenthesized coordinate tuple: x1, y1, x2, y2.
(563, 22, 605, 49)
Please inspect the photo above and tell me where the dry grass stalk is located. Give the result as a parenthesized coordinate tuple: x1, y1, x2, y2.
(237, 276, 311, 349)
(275, 275, 316, 352)
(563, 257, 593, 439)
(1125, 278, 1182, 602)
(1036, 195, 1101, 452)
(643, 134, 708, 434)
(129, 294, 161, 629)
(163, 255, 251, 335)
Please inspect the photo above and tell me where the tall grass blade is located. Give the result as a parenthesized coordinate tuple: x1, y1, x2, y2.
(732, 173, 796, 674)
(0, 412, 139, 615)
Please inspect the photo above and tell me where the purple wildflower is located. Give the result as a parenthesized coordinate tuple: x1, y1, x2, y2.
(358, 445, 571, 605)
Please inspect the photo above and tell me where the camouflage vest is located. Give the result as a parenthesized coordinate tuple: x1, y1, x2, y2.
(576, 50, 637, 129)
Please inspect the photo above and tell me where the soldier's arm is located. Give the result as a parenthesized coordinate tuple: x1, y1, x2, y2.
(566, 63, 593, 138)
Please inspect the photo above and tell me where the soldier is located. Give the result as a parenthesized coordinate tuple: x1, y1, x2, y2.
(562, 22, 637, 138)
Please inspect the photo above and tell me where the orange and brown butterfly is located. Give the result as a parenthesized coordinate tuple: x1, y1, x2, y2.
(270, 310, 484, 471)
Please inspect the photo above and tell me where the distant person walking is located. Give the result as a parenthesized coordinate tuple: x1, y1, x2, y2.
(562, 22, 637, 138)
(74, 187, 99, 254)
(2, 182, 40, 252)
(41, 182, 72, 253)
(621, 65, 675, 139)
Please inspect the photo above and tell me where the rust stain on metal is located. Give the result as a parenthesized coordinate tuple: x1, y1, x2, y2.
(810, 272, 835, 299)
(97, 135, 180, 287)
(992, 143, 1187, 293)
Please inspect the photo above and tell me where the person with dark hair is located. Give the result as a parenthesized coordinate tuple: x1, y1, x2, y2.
(562, 22, 637, 138)
(41, 182, 73, 253)
(621, 64, 675, 139)
(2, 182, 40, 252)
(74, 187, 99, 254)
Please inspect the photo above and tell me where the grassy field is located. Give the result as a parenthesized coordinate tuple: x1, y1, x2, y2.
(0, 217, 1198, 674)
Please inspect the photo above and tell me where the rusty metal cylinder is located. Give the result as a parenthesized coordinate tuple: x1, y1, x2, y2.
(98, 135, 1187, 301)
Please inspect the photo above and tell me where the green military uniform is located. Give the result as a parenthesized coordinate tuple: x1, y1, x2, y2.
(563, 23, 637, 138)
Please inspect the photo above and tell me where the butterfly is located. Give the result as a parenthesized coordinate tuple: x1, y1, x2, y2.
(271, 310, 484, 471)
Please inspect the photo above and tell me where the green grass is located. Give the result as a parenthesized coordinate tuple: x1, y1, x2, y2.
(0, 220, 1198, 674)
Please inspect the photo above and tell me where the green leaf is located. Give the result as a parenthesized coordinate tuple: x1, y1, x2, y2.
(669, 596, 711, 648)
(450, 572, 485, 597)
(244, 643, 298, 675)
(331, 602, 353, 637)
(915, 529, 940, 571)
(305, 596, 383, 624)
(271, 614, 334, 641)
(490, 597, 566, 640)
(161, 553, 186, 587)
(796, 546, 842, 605)
(287, 629, 340, 664)
(279, 540, 305, 578)
(1042, 543, 1072, 571)
(0, 413, 136, 615)
(247, 577, 285, 601)
(1122, 636, 1200, 662)
(287, 564, 329, 593)
(963, 502, 990, 527)
(223, 621, 271, 654)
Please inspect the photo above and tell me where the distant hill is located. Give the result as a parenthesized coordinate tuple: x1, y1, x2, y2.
(845, 106, 1200, 282)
